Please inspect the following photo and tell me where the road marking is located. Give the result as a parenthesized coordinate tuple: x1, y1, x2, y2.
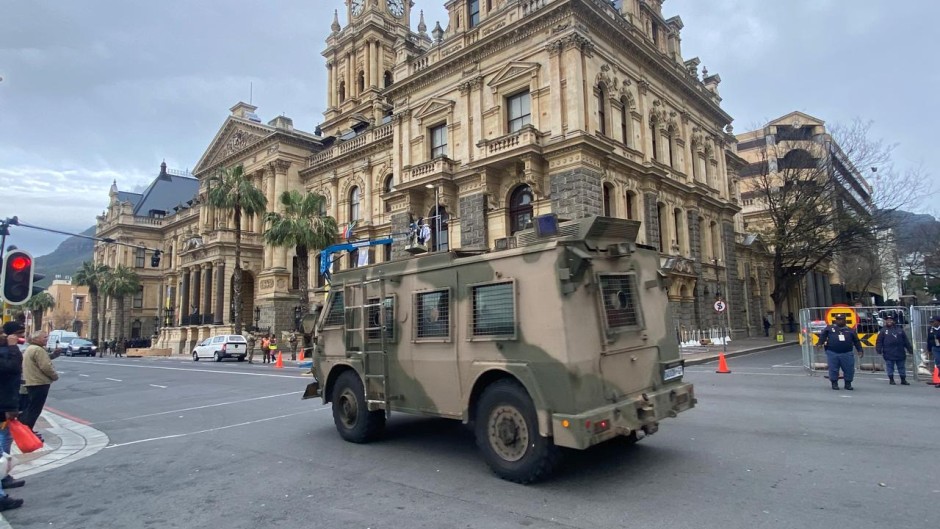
(79, 374, 90, 377)
(91, 391, 303, 425)
(59, 359, 310, 379)
(44, 406, 92, 425)
(149, 384, 168, 389)
(105, 377, 123, 382)
(104, 407, 328, 449)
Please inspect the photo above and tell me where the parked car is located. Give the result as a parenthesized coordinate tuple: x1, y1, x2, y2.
(47, 330, 79, 353)
(192, 335, 247, 362)
(808, 320, 828, 333)
(63, 338, 97, 357)
(878, 308, 907, 325)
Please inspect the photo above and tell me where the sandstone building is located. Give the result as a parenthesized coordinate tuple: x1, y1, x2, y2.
(97, 0, 756, 353)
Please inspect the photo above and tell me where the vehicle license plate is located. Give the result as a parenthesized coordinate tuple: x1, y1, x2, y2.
(664, 365, 683, 381)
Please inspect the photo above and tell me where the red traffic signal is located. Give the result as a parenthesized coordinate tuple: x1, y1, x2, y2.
(1, 249, 35, 305)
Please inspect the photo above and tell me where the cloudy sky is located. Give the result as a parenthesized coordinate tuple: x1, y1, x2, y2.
(1, 0, 937, 257)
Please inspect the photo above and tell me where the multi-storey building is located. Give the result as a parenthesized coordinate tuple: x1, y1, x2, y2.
(98, 0, 753, 353)
(736, 111, 881, 315)
(38, 277, 90, 335)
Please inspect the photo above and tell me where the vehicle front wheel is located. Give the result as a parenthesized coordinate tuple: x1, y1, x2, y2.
(192, 352, 199, 362)
(475, 380, 562, 484)
(331, 370, 385, 443)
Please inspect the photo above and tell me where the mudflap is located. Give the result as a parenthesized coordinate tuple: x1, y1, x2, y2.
(302, 380, 321, 400)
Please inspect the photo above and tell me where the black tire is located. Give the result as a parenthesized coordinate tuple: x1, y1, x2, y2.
(331, 370, 385, 443)
(237, 356, 245, 362)
(214, 352, 222, 362)
(474, 380, 562, 484)
(192, 352, 199, 362)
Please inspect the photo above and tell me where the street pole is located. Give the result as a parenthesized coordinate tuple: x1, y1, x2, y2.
(435, 186, 441, 252)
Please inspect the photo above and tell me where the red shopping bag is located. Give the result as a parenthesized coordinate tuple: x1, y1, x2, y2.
(8, 419, 43, 453)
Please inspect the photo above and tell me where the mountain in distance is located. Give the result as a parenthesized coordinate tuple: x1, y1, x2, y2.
(33, 226, 96, 289)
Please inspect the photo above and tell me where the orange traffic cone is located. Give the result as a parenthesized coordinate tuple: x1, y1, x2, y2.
(716, 353, 731, 374)
(932, 366, 940, 385)
(274, 351, 284, 369)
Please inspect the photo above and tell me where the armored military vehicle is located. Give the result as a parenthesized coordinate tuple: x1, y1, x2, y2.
(304, 215, 695, 483)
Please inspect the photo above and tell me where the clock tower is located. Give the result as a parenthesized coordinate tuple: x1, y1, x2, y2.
(322, 0, 424, 137)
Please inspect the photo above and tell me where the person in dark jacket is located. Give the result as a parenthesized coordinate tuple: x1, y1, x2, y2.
(0, 322, 27, 511)
(875, 315, 912, 385)
(926, 315, 940, 389)
(817, 314, 864, 390)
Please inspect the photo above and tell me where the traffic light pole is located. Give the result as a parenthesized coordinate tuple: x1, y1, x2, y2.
(1, 216, 162, 260)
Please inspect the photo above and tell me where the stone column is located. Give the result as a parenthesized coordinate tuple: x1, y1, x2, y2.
(459, 193, 488, 250)
(264, 171, 275, 269)
(390, 211, 412, 260)
(214, 260, 225, 325)
(179, 268, 190, 326)
(550, 166, 602, 220)
(563, 36, 587, 134)
(202, 265, 212, 324)
(272, 161, 290, 269)
(191, 267, 201, 319)
(364, 40, 372, 89)
(688, 210, 704, 328)
(644, 192, 660, 252)
(327, 61, 335, 108)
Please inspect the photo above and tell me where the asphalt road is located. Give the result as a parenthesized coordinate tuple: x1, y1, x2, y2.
(4, 346, 937, 529)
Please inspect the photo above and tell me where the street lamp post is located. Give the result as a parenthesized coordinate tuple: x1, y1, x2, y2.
(293, 305, 301, 331)
(254, 306, 261, 332)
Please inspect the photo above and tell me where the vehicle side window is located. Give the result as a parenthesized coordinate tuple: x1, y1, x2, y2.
(469, 281, 516, 340)
(414, 289, 450, 341)
(367, 296, 396, 342)
(212, 336, 225, 344)
(324, 292, 345, 327)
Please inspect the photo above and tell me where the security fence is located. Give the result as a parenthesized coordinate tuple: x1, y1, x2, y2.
(799, 305, 933, 381)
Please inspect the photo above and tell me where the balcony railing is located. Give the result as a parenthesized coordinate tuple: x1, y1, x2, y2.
(308, 122, 395, 168)
(180, 314, 215, 326)
(403, 157, 457, 186)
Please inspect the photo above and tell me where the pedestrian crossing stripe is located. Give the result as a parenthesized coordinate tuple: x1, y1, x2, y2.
(858, 333, 877, 347)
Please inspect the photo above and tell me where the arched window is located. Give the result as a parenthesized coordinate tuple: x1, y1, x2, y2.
(339, 81, 346, 103)
(597, 84, 607, 136)
(429, 205, 449, 252)
(349, 186, 361, 222)
(509, 185, 534, 235)
(656, 203, 667, 252)
(626, 191, 637, 220)
(384, 70, 394, 88)
(357, 71, 365, 94)
(620, 97, 631, 147)
(131, 319, 142, 339)
(383, 175, 394, 213)
(603, 183, 614, 217)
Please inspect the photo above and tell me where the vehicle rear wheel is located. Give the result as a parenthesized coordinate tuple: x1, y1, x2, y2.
(474, 379, 562, 484)
(237, 356, 245, 362)
(331, 370, 385, 443)
(192, 352, 199, 362)
(214, 352, 222, 362)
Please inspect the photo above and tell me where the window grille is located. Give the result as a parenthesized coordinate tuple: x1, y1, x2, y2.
(414, 290, 450, 339)
(367, 296, 395, 342)
(324, 291, 345, 326)
(599, 274, 640, 330)
(471, 281, 516, 338)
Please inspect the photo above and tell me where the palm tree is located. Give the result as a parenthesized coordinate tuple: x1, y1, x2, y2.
(207, 165, 267, 334)
(24, 292, 55, 333)
(263, 190, 337, 341)
(74, 261, 110, 343)
(100, 265, 141, 350)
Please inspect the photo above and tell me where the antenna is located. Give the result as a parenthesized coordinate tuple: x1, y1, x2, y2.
(250, 82, 253, 105)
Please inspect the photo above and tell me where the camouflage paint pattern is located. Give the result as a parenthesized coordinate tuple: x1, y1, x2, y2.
(309, 216, 695, 450)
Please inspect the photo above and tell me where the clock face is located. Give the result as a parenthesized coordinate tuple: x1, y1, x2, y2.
(387, 0, 404, 17)
(351, 0, 364, 16)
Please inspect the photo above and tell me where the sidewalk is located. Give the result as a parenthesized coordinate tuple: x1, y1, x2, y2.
(680, 334, 798, 366)
(10, 410, 109, 478)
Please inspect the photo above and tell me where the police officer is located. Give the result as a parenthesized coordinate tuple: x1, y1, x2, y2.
(926, 315, 940, 389)
(818, 314, 864, 390)
(875, 315, 912, 385)
(246, 331, 257, 364)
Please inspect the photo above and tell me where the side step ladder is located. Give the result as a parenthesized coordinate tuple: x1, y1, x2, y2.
(343, 278, 391, 417)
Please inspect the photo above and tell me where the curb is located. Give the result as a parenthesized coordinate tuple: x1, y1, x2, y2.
(684, 342, 797, 366)
(13, 411, 109, 478)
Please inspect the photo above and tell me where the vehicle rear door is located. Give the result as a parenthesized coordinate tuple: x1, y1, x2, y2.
(226, 336, 246, 356)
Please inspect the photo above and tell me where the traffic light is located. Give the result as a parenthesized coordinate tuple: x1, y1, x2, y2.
(151, 250, 162, 268)
(1, 249, 34, 305)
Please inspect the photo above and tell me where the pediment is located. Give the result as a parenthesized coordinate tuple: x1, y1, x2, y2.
(193, 117, 274, 176)
(768, 111, 825, 129)
(487, 61, 540, 90)
(413, 98, 456, 124)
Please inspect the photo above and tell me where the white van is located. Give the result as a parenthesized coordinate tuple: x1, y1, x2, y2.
(47, 330, 79, 352)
